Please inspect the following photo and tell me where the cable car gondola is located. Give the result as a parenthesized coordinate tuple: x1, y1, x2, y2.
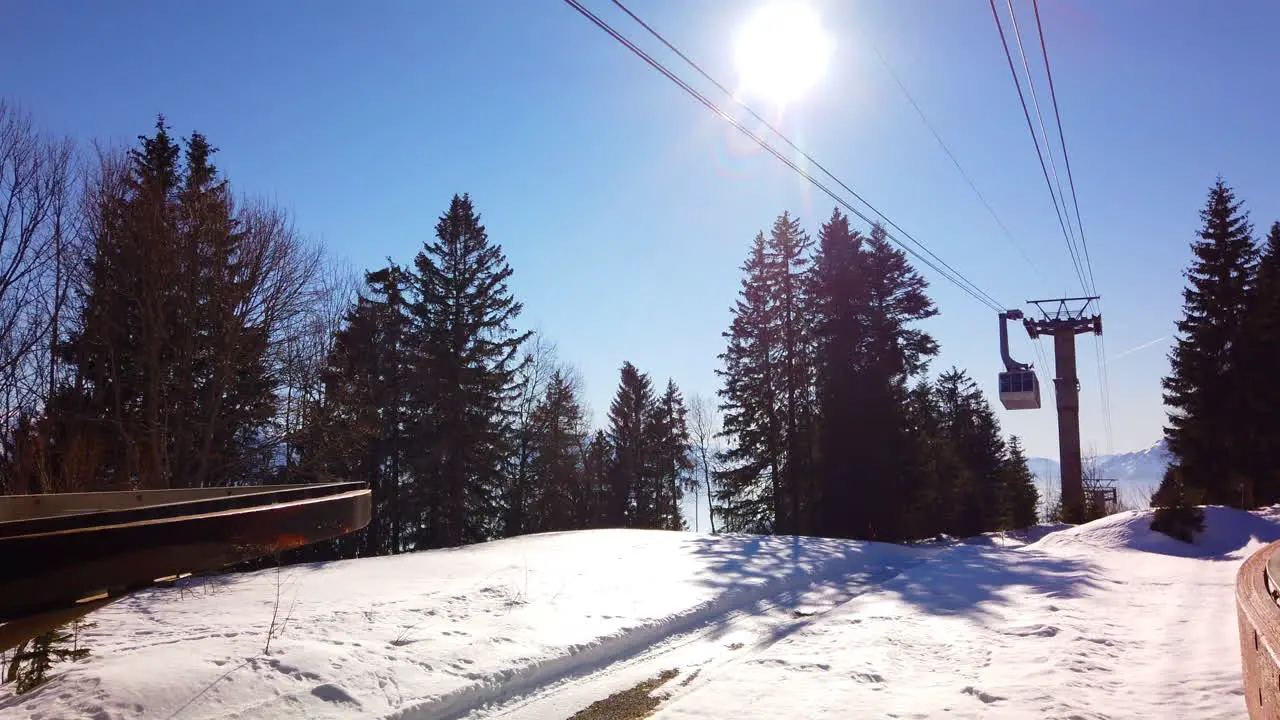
(998, 310, 1041, 411)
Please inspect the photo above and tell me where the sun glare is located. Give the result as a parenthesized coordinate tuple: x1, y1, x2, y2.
(734, 3, 833, 109)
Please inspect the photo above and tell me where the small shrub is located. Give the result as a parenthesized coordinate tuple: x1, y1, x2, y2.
(3, 619, 93, 694)
(1151, 504, 1205, 543)
(1150, 465, 1205, 544)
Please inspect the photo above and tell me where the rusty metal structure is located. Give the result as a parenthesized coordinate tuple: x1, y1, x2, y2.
(0, 482, 370, 652)
(1021, 297, 1103, 524)
(1082, 476, 1118, 518)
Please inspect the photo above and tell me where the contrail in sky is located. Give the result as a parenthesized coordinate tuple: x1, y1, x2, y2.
(1112, 336, 1169, 360)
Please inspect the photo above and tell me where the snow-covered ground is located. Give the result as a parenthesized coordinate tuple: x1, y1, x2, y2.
(4, 507, 1277, 720)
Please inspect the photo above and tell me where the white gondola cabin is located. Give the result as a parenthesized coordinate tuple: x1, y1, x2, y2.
(998, 369, 1041, 410)
(997, 309, 1042, 411)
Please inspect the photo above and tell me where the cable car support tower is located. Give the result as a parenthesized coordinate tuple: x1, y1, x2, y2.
(998, 297, 1102, 524)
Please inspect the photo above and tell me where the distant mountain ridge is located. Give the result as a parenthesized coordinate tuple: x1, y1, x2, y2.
(1029, 439, 1171, 502)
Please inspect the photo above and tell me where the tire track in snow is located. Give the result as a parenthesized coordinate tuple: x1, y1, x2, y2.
(382, 546, 941, 720)
(632, 564, 928, 716)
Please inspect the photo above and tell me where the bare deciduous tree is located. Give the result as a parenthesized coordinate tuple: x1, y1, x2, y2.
(278, 255, 358, 476)
(506, 333, 561, 534)
(0, 101, 75, 421)
(688, 392, 720, 534)
(186, 197, 325, 486)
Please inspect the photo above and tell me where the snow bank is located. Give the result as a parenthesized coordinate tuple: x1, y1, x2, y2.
(1032, 505, 1280, 558)
(0, 529, 924, 720)
(5, 506, 1277, 719)
(656, 510, 1274, 720)
(957, 523, 1073, 548)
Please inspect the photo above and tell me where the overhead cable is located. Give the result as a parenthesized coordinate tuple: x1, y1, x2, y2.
(566, 0, 1009, 312)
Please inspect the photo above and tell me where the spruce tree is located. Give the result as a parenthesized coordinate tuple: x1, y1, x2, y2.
(809, 209, 867, 538)
(607, 361, 656, 527)
(1241, 221, 1280, 504)
(63, 119, 283, 490)
(862, 223, 940, 378)
(934, 368, 1008, 537)
(648, 379, 695, 531)
(764, 212, 814, 534)
(301, 263, 413, 558)
(860, 223, 938, 541)
(902, 378, 966, 538)
(1150, 465, 1205, 542)
(715, 233, 782, 533)
(407, 194, 530, 548)
(582, 430, 613, 528)
(305, 293, 380, 558)
(67, 116, 183, 489)
(175, 132, 276, 488)
(525, 369, 589, 532)
(7, 623, 91, 695)
(369, 264, 412, 553)
(1161, 179, 1258, 507)
(504, 338, 572, 536)
(808, 216, 938, 541)
(1002, 436, 1040, 529)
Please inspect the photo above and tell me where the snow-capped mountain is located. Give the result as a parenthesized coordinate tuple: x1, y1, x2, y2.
(1029, 439, 1171, 501)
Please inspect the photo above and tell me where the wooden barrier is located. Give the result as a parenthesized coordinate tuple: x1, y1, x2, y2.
(1237, 540, 1280, 718)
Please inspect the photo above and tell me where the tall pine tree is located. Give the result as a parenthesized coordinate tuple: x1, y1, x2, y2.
(1241, 222, 1280, 505)
(60, 119, 283, 490)
(174, 132, 276, 488)
(407, 194, 530, 548)
(648, 379, 695, 531)
(1002, 436, 1040, 530)
(765, 212, 814, 534)
(934, 368, 1008, 537)
(582, 429, 614, 528)
(808, 217, 938, 540)
(299, 263, 413, 558)
(715, 233, 782, 533)
(66, 117, 183, 489)
(1160, 179, 1258, 508)
(809, 209, 868, 538)
(526, 369, 589, 532)
(607, 361, 656, 528)
(902, 378, 966, 537)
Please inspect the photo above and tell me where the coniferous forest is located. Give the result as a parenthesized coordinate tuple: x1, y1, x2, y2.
(0, 106, 1047, 560)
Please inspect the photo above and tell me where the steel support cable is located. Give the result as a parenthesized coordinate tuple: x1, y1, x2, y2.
(1031, 0, 1096, 295)
(565, 0, 1008, 312)
(1005, 1, 1083, 265)
(1026, 0, 1112, 450)
(603, 0, 1008, 312)
(1095, 335, 1114, 453)
(1004, 0, 1090, 296)
(1033, 335, 1056, 404)
(861, 38, 1047, 283)
(989, 0, 1089, 295)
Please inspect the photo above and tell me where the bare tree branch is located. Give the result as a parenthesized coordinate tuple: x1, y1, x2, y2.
(688, 392, 720, 534)
(0, 101, 76, 419)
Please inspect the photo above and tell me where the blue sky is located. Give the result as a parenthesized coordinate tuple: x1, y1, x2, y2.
(3, 0, 1278, 460)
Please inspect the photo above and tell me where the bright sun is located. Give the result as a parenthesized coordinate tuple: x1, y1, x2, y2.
(734, 3, 833, 108)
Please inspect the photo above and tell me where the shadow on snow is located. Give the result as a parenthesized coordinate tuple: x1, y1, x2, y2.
(680, 532, 1102, 626)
